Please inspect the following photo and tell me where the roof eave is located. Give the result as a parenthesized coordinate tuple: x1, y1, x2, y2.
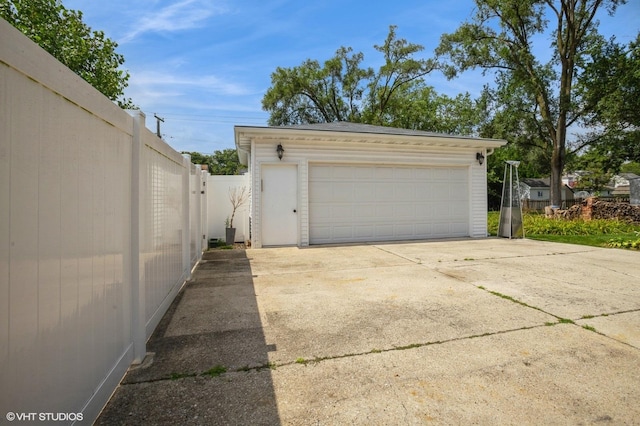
(234, 125, 507, 151)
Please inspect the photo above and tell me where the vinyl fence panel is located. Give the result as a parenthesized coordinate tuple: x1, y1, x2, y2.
(0, 19, 205, 424)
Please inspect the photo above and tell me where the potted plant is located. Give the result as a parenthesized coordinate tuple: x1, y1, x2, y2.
(226, 186, 250, 245)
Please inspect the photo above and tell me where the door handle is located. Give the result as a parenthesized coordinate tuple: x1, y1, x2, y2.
(293, 209, 297, 213)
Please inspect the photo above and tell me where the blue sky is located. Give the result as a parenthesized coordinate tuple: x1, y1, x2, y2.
(63, 0, 639, 154)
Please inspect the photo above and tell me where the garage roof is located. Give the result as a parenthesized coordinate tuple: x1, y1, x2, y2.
(235, 122, 507, 165)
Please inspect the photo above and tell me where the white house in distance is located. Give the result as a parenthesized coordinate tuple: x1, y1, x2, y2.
(520, 178, 575, 202)
(234, 122, 506, 248)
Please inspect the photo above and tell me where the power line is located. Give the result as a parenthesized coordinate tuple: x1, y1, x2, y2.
(153, 112, 268, 123)
(155, 112, 267, 119)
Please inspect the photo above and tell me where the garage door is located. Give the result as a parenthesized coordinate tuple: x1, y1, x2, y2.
(309, 164, 469, 244)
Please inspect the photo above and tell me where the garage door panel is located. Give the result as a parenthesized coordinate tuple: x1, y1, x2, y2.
(376, 224, 394, 238)
(309, 164, 469, 244)
(375, 167, 395, 179)
(354, 225, 374, 238)
(415, 223, 432, 235)
(393, 203, 415, 218)
(394, 167, 413, 180)
(353, 166, 375, 179)
(311, 204, 332, 220)
(309, 181, 332, 202)
(396, 223, 415, 237)
(354, 203, 377, 218)
(375, 204, 394, 219)
(415, 181, 438, 197)
(310, 226, 331, 241)
(333, 226, 353, 240)
(354, 183, 375, 201)
(432, 183, 452, 199)
(375, 183, 395, 201)
(414, 203, 432, 217)
(309, 164, 332, 179)
(334, 166, 356, 179)
(331, 204, 354, 219)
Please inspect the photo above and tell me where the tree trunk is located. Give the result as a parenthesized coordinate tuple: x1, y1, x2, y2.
(550, 146, 564, 207)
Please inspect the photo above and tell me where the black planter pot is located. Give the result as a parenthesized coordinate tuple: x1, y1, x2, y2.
(225, 228, 236, 245)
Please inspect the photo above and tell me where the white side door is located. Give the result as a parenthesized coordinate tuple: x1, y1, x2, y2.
(261, 164, 298, 246)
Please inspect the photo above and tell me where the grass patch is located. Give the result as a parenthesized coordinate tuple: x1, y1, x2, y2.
(557, 318, 575, 324)
(295, 357, 308, 365)
(605, 236, 640, 250)
(582, 324, 597, 332)
(202, 365, 227, 377)
(488, 211, 640, 249)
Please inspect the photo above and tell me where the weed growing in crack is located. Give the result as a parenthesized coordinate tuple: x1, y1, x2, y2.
(170, 372, 196, 380)
(395, 343, 423, 350)
(582, 324, 597, 332)
(203, 365, 227, 377)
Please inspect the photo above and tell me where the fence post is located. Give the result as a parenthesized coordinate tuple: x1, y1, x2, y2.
(182, 155, 192, 279)
(201, 170, 208, 252)
(130, 111, 146, 364)
(195, 167, 202, 259)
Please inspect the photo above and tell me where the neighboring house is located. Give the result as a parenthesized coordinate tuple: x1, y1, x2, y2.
(520, 178, 574, 202)
(234, 122, 506, 247)
(601, 173, 639, 197)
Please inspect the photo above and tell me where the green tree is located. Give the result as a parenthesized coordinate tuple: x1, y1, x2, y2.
(437, 0, 626, 207)
(1, 0, 134, 108)
(210, 149, 244, 175)
(182, 151, 211, 167)
(182, 149, 243, 175)
(384, 82, 485, 135)
(263, 26, 484, 134)
(262, 46, 372, 125)
(362, 26, 436, 125)
(575, 33, 640, 167)
(621, 162, 640, 176)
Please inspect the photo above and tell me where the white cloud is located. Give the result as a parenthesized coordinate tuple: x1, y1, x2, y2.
(130, 70, 253, 96)
(122, 0, 227, 42)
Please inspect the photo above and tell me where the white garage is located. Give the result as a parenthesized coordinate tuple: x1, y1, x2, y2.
(235, 122, 506, 248)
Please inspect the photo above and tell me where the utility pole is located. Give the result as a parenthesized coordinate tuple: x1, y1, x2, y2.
(153, 113, 164, 138)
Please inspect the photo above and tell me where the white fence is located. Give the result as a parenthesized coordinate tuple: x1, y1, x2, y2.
(0, 19, 206, 424)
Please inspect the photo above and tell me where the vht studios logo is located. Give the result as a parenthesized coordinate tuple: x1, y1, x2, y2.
(6, 412, 84, 422)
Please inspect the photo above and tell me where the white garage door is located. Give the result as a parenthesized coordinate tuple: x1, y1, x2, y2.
(309, 164, 469, 244)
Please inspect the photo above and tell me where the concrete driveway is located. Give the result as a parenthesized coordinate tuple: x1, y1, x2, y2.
(97, 239, 640, 425)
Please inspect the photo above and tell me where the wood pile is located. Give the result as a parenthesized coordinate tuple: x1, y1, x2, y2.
(546, 198, 640, 223)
